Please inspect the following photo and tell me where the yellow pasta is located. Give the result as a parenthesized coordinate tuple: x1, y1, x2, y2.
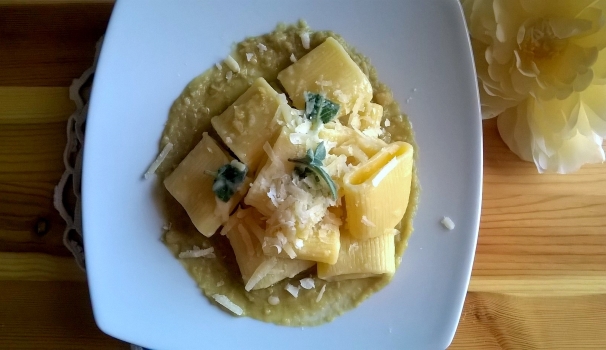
(244, 126, 305, 217)
(317, 230, 395, 281)
(164, 133, 248, 237)
(359, 102, 383, 130)
(277, 37, 373, 116)
(263, 222, 341, 265)
(211, 77, 284, 172)
(329, 128, 387, 166)
(224, 207, 315, 290)
(343, 142, 414, 240)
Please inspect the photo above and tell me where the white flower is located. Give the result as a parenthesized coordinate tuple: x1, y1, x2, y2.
(498, 83, 606, 173)
(463, 0, 606, 173)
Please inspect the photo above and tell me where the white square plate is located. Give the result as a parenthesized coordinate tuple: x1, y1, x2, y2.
(83, 0, 482, 349)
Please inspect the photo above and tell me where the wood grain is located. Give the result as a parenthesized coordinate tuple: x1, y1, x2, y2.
(0, 252, 85, 281)
(473, 119, 606, 296)
(0, 2, 113, 86)
(0, 1, 605, 349)
(0, 281, 128, 349)
(451, 292, 606, 349)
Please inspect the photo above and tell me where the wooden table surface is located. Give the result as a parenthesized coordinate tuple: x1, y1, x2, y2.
(1, 2, 606, 349)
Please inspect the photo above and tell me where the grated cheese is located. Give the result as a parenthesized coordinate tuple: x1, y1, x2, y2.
(214, 198, 231, 222)
(257, 43, 267, 52)
(268, 295, 280, 305)
(441, 216, 455, 230)
(315, 79, 332, 87)
(290, 53, 297, 63)
(300, 32, 310, 49)
(217, 280, 224, 287)
(384, 119, 391, 127)
(372, 157, 398, 187)
(226, 136, 233, 144)
(178, 246, 215, 259)
(299, 277, 315, 290)
(263, 142, 282, 167)
(348, 242, 359, 255)
(361, 215, 376, 227)
(230, 159, 247, 172)
(245, 257, 277, 291)
(238, 224, 255, 256)
(212, 294, 243, 315)
(285, 283, 300, 298)
(225, 71, 233, 81)
(220, 213, 238, 236)
(246, 52, 254, 61)
(294, 238, 304, 249)
(162, 222, 172, 230)
(283, 243, 297, 259)
(315, 284, 326, 302)
(144, 142, 173, 179)
(244, 215, 265, 243)
(224, 55, 240, 73)
(215, 63, 222, 70)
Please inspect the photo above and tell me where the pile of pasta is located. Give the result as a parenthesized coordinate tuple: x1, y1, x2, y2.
(164, 37, 414, 291)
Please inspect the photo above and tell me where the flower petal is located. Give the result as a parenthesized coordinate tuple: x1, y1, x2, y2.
(573, 4, 606, 50)
(592, 49, 606, 84)
(497, 102, 534, 161)
(549, 18, 593, 39)
(480, 87, 519, 119)
(580, 84, 606, 137)
(549, 130, 605, 174)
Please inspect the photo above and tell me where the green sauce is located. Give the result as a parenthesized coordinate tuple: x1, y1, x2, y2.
(157, 21, 419, 326)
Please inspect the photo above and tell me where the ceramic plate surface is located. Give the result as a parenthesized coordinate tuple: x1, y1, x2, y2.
(83, 0, 482, 349)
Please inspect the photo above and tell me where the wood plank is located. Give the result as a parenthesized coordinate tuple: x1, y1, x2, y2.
(0, 2, 113, 86)
(0, 252, 85, 281)
(451, 292, 606, 349)
(483, 118, 606, 196)
(0, 281, 128, 349)
(0, 87, 74, 124)
(469, 276, 606, 297)
(1, 280, 604, 350)
(471, 119, 606, 295)
(0, 87, 72, 182)
(0, 182, 71, 256)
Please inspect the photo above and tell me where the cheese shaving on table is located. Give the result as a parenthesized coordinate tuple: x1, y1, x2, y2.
(441, 216, 455, 230)
(212, 294, 243, 315)
(245, 257, 277, 291)
(315, 284, 326, 302)
(299, 32, 310, 49)
(224, 55, 240, 73)
(178, 246, 215, 259)
(144, 142, 173, 179)
(299, 277, 315, 290)
(372, 157, 398, 187)
(285, 283, 300, 298)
